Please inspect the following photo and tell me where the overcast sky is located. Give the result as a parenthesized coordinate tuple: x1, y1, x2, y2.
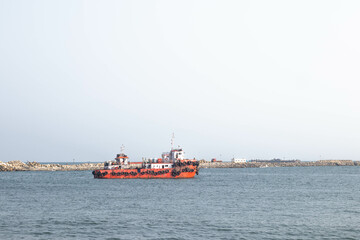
(1, 0, 360, 162)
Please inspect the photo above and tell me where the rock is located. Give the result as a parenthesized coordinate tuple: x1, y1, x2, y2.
(0, 160, 105, 171)
(27, 161, 41, 167)
(8, 160, 26, 167)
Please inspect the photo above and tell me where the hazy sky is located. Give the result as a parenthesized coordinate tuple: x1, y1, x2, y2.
(1, 0, 360, 162)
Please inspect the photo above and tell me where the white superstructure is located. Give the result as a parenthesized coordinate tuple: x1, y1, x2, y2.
(232, 158, 247, 163)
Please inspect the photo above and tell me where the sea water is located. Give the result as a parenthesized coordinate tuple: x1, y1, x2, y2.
(1, 166, 359, 239)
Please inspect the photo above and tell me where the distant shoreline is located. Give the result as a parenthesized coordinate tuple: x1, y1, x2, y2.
(200, 160, 359, 168)
(0, 160, 359, 172)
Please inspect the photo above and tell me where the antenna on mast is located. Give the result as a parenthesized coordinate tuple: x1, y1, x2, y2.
(171, 133, 175, 150)
(120, 144, 125, 153)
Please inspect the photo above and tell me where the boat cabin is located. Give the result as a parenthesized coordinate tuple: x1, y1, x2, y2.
(169, 148, 184, 161)
(104, 147, 187, 170)
(104, 153, 130, 169)
(144, 163, 173, 169)
(161, 148, 185, 162)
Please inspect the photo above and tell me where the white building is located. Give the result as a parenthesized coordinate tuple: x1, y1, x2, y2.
(231, 158, 247, 163)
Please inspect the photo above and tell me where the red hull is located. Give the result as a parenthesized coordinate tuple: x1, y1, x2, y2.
(93, 167, 197, 179)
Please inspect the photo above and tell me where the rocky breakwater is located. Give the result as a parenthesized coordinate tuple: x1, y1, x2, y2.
(200, 160, 360, 168)
(1, 160, 359, 171)
(0, 160, 104, 172)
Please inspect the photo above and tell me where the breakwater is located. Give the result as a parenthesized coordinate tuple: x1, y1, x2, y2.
(0, 161, 104, 172)
(0, 160, 359, 172)
(201, 160, 360, 168)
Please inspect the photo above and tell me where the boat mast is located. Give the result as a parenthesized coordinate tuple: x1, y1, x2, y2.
(171, 133, 175, 150)
(120, 144, 125, 153)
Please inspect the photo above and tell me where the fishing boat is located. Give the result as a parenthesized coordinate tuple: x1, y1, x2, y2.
(92, 146, 199, 179)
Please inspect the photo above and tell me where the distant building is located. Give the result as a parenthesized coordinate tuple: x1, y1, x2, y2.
(232, 158, 247, 163)
(249, 159, 300, 163)
(210, 158, 223, 163)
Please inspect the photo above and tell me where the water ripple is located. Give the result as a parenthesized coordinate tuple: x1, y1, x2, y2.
(1, 167, 360, 239)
